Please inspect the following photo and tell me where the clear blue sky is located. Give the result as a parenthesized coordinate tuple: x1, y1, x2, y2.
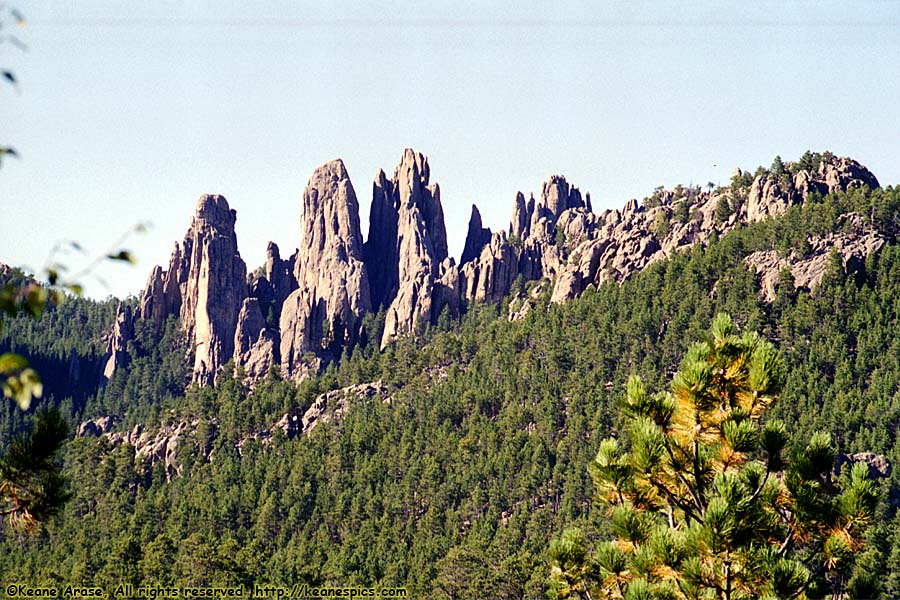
(2, 1, 899, 299)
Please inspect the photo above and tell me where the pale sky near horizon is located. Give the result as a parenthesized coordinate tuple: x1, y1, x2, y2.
(2, 1, 899, 299)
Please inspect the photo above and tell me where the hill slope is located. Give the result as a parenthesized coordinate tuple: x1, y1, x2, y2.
(2, 153, 900, 597)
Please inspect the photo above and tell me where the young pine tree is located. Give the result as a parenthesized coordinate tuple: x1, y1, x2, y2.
(549, 313, 880, 600)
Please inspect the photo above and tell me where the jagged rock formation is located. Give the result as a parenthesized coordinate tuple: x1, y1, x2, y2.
(459, 175, 588, 305)
(280, 159, 372, 378)
(105, 150, 885, 387)
(138, 259, 181, 330)
(76, 415, 118, 437)
(248, 242, 296, 326)
(459, 231, 518, 303)
(109, 195, 249, 385)
(237, 242, 295, 380)
(542, 154, 880, 304)
(366, 149, 452, 347)
(102, 304, 134, 379)
(747, 156, 879, 223)
(836, 452, 892, 480)
(137, 195, 247, 385)
(107, 420, 200, 480)
(364, 169, 400, 311)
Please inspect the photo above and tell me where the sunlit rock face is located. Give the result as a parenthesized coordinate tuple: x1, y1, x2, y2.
(136, 194, 247, 385)
(279, 159, 372, 379)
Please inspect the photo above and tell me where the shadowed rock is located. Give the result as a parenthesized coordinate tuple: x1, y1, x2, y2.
(367, 149, 452, 347)
(460, 204, 492, 265)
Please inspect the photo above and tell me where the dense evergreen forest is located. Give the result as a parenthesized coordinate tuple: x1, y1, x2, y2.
(4, 181, 900, 597)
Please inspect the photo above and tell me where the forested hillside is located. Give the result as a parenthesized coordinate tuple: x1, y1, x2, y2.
(3, 176, 900, 597)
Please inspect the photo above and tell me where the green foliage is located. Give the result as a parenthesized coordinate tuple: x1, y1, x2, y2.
(3, 180, 900, 595)
(0, 409, 70, 531)
(715, 195, 732, 224)
(549, 315, 879, 599)
(673, 200, 689, 224)
(653, 211, 671, 238)
(0, 275, 66, 409)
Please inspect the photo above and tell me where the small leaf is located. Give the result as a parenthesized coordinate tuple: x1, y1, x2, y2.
(69, 241, 84, 253)
(23, 284, 48, 318)
(2, 70, 16, 85)
(3, 367, 42, 410)
(48, 289, 65, 307)
(0, 352, 28, 374)
(47, 269, 58, 285)
(106, 250, 135, 264)
(0, 285, 16, 316)
(67, 283, 83, 296)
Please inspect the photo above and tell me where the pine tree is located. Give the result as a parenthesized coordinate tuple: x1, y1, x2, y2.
(0, 409, 70, 531)
(549, 314, 880, 600)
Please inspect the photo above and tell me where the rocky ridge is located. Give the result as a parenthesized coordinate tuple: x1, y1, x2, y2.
(104, 151, 883, 385)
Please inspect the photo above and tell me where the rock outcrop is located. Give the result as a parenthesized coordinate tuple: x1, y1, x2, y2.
(275, 381, 391, 438)
(248, 242, 296, 326)
(130, 195, 247, 385)
(836, 452, 892, 480)
(459, 175, 587, 306)
(102, 304, 134, 379)
(459, 231, 518, 303)
(77, 418, 202, 481)
(745, 214, 885, 301)
(107, 150, 886, 387)
(367, 149, 452, 346)
(178, 195, 248, 385)
(541, 153, 882, 304)
(280, 159, 372, 378)
(364, 169, 401, 311)
(745, 156, 879, 223)
(77, 415, 118, 437)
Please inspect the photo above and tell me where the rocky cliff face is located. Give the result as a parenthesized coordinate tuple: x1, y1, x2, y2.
(367, 149, 453, 347)
(102, 304, 134, 379)
(458, 175, 588, 305)
(746, 156, 879, 223)
(540, 154, 881, 305)
(233, 297, 278, 381)
(248, 242, 296, 324)
(178, 195, 248, 384)
(364, 169, 400, 311)
(459, 231, 518, 303)
(128, 195, 247, 385)
(279, 159, 372, 378)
